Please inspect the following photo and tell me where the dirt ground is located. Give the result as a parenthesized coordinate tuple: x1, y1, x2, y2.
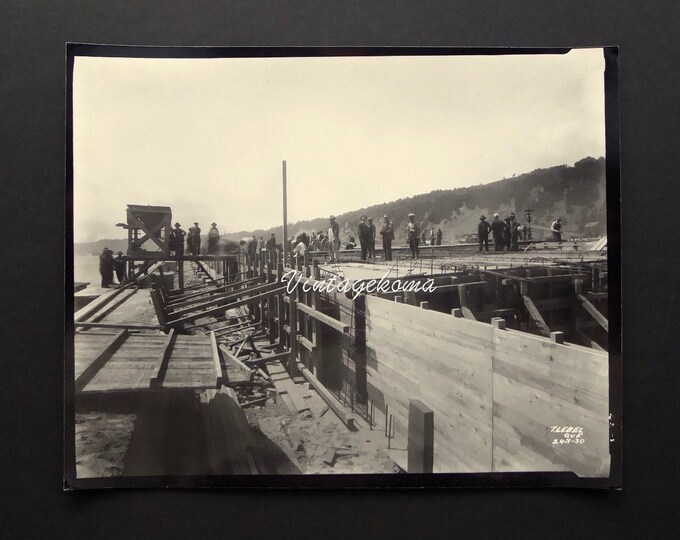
(243, 389, 399, 474)
(75, 411, 135, 478)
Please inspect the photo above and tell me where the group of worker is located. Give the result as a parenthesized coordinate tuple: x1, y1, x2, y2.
(476, 214, 562, 252)
(98, 247, 126, 287)
(169, 222, 221, 256)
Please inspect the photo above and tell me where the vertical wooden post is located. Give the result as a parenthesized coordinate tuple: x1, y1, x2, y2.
(178, 260, 184, 293)
(282, 160, 288, 267)
(408, 399, 434, 473)
(312, 260, 323, 378)
(288, 295, 299, 377)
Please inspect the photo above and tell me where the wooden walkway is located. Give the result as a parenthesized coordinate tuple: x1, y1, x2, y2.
(74, 330, 226, 394)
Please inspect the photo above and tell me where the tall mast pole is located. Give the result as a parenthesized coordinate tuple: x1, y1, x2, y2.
(282, 160, 288, 265)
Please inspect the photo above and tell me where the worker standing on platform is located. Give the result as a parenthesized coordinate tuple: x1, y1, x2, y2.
(99, 247, 114, 288)
(504, 213, 516, 250)
(188, 222, 201, 255)
(358, 215, 371, 261)
(368, 217, 376, 259)
(490, 213, 505, 252)
(170, 222, 186, 256)
(436, 228, 443, 246)
(114, 251, 126, 284)
(551, 218, 563, 242)
(511, 222, 522, 251)
(328, 215, 340, 263)
(478, 215, 491, 252)
(407, 212, 420, 259)
(380, 215, 394, 261)
(207, 222, 220, 254)
(265, 233, 277, 265)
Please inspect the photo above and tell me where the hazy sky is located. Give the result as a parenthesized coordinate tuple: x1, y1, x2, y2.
(73, 49, 605, 242)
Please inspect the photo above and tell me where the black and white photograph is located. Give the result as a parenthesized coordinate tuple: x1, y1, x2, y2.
(65, 46, 620, 488)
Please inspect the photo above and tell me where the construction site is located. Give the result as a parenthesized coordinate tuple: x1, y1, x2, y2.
(70, 199, 611, 479)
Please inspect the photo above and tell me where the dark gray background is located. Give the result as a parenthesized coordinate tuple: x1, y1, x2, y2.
(1, 1, 678, 537)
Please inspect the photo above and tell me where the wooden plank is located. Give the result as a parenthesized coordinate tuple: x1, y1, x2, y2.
(75, 330, 129, 393)
(408, 399, 434, 473)
(169, 286, 286, 327)
(297, 334, 315, 352)
(149, 329, 177, 388)
(295, 301, 350, 334)
(296, 362, 355, 429)
(169, 281, 281, 318)
(522, 294, 552, 337)
(210, 331, 223, 386)
(577, 293, 609, 332)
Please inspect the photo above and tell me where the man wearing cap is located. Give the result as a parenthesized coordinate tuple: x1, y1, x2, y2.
(478, 215, 491, 252)
(358, 215, 371, 261)
(99, 247, 114, 288)
(328, 215, 340, 263)
(208, 222, 220, 255)
(490, 214, 505, 252)
(406, 213, 420, 259)
(188, 222, 201, 255)
(380, 215, 394, 261)
(169, 222, 186, 256)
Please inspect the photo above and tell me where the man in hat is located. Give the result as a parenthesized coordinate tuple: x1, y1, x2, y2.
(207, 222, 220, 255)
(99, 247, 114, 288)
(169, 222, 186, 256)
(380, 215, 394, 261)
(504, 213, 517, 250)
(478, 215, 491, 252)
(550, 218, 563, 242)
(367, 217, 376, 258)
(265, 232, 277, 265)
(358, 215, 371, 261)
(188, 222, 201, 255)
(113, 251, 126, 284)
(406, 213, 420, 259)
(328, 215, 340, 263)
(490, 213, 505, 252)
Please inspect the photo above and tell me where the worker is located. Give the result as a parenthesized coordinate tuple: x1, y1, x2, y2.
(328, 215, 340, 263)
(188, 222, 201, 255)
(478, 215, 491, 252)
(346, 235, 356, 250)
(291, 237, 307, 264)
(249, 235, 257, 263)
(436, 228, 443, 246)
(511, 222, 522, 251)
(551, 218, 563, 242)
(358, 215, 371, 261)
(99, 247, 114, 288)
(380, 215, 394, 261)
(319, 232, 328, 252)
(406, 212, 420, 259)
(522, 223, 529, 242)
(504, 213, 517, 250)
(169, 222, 186, 256)
(207, 222, 220, 255)
(113, 251, 126, 284)
(265, 233, 277, 265)
(490, 214, 505, 252)
(420, 229, 427, 246)
(367, 217, 376, 258)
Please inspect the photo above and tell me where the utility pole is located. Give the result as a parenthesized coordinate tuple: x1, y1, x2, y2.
(282, 161, 288, 265)
(525, 208, 533, 241)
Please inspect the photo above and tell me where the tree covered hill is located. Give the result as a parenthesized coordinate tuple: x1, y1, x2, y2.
(226, 156, 607, 245)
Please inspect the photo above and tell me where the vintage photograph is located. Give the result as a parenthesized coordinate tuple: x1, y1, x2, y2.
(66, 46, 619, 487)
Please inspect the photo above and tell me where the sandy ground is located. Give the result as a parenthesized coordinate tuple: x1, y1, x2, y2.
(244, 390, 398, 474)
(75, 412, 135, 478)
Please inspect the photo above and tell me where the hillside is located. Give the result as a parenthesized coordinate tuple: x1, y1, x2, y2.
(225, 157, 607, 245)
(74, 157, 606, 252)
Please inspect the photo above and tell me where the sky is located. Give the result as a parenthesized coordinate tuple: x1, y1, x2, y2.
(73, 49, 605, 242)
